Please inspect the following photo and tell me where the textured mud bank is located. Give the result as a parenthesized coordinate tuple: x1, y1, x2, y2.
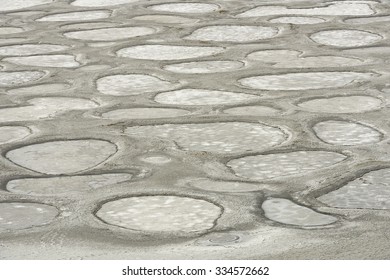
(1, 0, 390, 259)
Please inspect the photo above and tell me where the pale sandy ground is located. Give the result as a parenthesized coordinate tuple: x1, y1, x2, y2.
(1, 0, 390, 259)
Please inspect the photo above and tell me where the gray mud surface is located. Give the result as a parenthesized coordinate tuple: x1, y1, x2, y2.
(1, 0, 390, 259)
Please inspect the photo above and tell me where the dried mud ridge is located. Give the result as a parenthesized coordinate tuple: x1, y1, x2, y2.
(1, 0, 390, 259)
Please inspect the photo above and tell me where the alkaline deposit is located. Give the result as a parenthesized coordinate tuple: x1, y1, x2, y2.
(1, 0, 390, 259)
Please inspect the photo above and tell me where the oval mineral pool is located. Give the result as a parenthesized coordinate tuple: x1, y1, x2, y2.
(131, 15, 197, 24)
(310, 30, 383, 47)
(71, 0, 139, 7)
(345, 15, 390, 25)
(237, 2, 375, 17)
(0, 126, 31, 144)
(64, 27, 157, 41)
(239, 72, 371, 90)
(125, 122, 288, 153)
(154, 89, 259, 105)
(163, 60, 244, 74)
(148, 3, 219, 14)
(0, 97, 98, 122)
(318, 168, 390, 209)
(60, 22, 117, 30)
(224, 106, 280, 116)
(185, 25, 279, 42)
(206, 233, 241, 245)
(313, 121, 382, 145)
(29, 97, 98, 111)
(247, 49, 363, 68)
(96, 74, 179, 96)
(262, 198, 337, 226)
(228, 151, 346, 180)
(6, 139, 117, 175)
(0, 44, 70, 56)
(0, 27, 24, 35)
(297, 96, 382, 113)
(139, 155, 172, 165)
(0, 202, 58, 230)
(101, 108, 190, 119)
(116, 45, 225, 60)
(6, 173, 133, 196)
(269, 16, 326, 24)
(6, 83, 70, 95)
(0, 0, 53, 11)
(0, 71, 46, 87)
(96, 195, 222, 232)
(3, 55, 80, 68)
(36, 10, 111, 21)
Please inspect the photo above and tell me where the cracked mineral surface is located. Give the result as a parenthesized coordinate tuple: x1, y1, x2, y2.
(1, 0, 390, 260)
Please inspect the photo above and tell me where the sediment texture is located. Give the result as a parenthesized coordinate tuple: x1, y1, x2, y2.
(0, 0, 390, 260)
